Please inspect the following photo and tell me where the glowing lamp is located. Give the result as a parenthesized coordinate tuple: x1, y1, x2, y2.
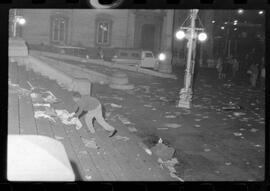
(198, 32, 207, 41)
(176, 30, 185, 40)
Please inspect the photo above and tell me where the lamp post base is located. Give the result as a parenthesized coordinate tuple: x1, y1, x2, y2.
(177, 88, 193, 109)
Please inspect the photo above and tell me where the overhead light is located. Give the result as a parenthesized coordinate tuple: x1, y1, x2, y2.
(224, 21, 228, 25)
(233, 22, 237, 26)
(258, 10, 264, 15)
(234, 20, 238, 23)
(175, 30, 185, 40)
(234, 28, 238, 31)
(211, 20, 215, 24)
(158, 53, 166, 61)
(198, 32, 207, 41)
(16, 17, 26, 25)
(237, 9, 244, 14)
(221, 26, 225, 30)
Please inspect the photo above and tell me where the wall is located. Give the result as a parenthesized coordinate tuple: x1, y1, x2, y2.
(21, 9, 52, 45)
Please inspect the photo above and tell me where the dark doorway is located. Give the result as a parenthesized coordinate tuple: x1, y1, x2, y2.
(141, 24, 155, 51)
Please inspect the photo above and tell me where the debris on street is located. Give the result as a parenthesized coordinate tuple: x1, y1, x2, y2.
(55, 109, 83, 130)
(34, 110, 56, 122)
(164, 123, 182, 128)
(114, 135, 130, 141)
(233, 132, 243, 136)
(82, 137, 99, 149)
(151, 139, 175, 161)
(158, 157, 184, 182)
(110, 103, 122, 108)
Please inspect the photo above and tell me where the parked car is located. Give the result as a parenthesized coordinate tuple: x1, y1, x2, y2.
(111, 49, 159, 70)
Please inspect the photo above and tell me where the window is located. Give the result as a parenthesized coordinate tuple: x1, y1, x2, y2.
(51, 16, 67, 43)
(96, 20, 111, 45)
(131, 53, 140, 58)
(120, 52, 128, 57)
(145, 52, 153, 57)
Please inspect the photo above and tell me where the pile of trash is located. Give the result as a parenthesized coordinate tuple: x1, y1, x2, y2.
(150, 138, 183, 181)
(24, 81, 83, 130)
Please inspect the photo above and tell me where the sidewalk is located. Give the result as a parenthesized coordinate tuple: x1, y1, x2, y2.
(30, 50, 177, 80)
(8, 60, 176, 181)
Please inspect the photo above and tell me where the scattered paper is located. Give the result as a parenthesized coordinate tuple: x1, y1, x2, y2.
(85, 175, 92, 180)
(250, 128, 259, 133)
(165, 115, 176, 118)
(33, 103, 51, 107)
(225, 162, 232, 166)
(115, 135, 130, 141)
(111, 103, 122, 108)
(158, 158, 184, 182)
(34, 111, 56, 122)
(55, 109, 82, 130)
(233, 132, 242, 136)
(233, 112, 246, 117)
(128, 127, 138, 132)
(82, 138, 99, 149)
(165, 123, 182, 128)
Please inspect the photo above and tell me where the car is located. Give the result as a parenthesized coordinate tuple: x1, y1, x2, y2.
(111, 49, 159, 70)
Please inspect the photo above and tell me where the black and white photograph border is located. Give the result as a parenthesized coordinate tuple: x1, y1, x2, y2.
(7, 7, 265, 182)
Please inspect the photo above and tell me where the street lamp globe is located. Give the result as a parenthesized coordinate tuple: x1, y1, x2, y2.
(198, 32, 207, 41)
(237, 9, 244, 14)
(18, 17, 26, 25)
(158, 53, 166, 61)
(175, 30, 185, 40)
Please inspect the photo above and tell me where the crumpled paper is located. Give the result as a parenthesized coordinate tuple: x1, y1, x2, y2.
(34, 111, 56, 122)
(55, 109, 82, 130)
(158, 157, 184, 182)
(82, 137, 99, 149)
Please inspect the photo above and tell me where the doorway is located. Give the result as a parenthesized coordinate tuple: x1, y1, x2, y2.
(141, 24, 155, 51)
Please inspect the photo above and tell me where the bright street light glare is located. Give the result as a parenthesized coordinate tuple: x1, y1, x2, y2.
(175, 30, 185, 40)
(158, 53, 166, 61)
(211, 20, 215, 23)
(18, 18, 26, 25)
(259, 10, 264, 15)
(221, 26, 225, 30)
(238, 9, 244, 14)
(198, 32, 207, 41)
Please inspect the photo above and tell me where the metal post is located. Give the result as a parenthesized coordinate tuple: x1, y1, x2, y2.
(177, 9, 198, 109)
(13, 9, 17, 37)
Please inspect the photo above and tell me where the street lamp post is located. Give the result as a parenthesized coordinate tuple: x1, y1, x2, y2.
(177, 9, 207, 109)
(12, 9, 26, 37)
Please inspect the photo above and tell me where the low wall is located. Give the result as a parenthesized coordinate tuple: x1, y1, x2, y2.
(12, 56, 92, 96)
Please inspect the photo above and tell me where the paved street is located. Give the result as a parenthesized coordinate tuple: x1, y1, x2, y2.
(54, 57, 265, 181)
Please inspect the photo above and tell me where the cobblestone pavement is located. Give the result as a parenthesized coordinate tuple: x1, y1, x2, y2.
(53, 58, 265, 181)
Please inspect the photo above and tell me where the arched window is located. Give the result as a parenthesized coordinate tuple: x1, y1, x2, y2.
(95, 16, 112, 46)
(51, 16, 68, 44)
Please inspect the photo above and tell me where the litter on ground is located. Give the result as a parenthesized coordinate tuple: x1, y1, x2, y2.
(158, 158, 184, 182)
(34, 111, 56, 122)
(114, 135, 130, 141)
(55, 109, 83, 130)
(165, 123, 182, 128)
(82, 138, 99, 149)
(233, 132, 242, 136)
(111, 103, 122, 108)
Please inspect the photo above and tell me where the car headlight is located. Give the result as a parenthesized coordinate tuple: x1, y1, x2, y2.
(158, 53, 166, 61)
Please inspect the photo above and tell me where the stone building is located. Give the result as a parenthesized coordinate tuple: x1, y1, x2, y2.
(10, 9, 174, 55)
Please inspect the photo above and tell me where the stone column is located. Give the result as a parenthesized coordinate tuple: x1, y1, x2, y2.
(159, 10, 174, 73)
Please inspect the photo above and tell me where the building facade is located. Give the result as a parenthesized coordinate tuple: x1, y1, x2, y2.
(11, 9, 174, 55)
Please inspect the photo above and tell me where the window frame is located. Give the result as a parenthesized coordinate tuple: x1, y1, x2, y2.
(95, 17, 112, 47)
(50, 15, 68, 44)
